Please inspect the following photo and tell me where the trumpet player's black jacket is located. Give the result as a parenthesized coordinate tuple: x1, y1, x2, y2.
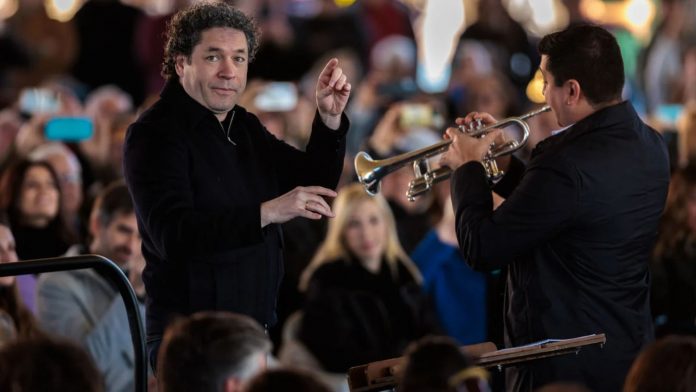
(451, 101, 669, 392)
(123, 80, 347, 341)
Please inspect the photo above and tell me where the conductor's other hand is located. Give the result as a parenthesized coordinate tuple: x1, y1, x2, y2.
(260, 186, 338, 227)
(316, 58, 352, 130)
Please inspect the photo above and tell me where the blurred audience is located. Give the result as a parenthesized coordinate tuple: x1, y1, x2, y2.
(81, 85, 134, 171)
(623, 335, 696, 392)
(411, 182, 488, 345)
(36, 181, 143, 392)
(651, 163, 696, 336)
(0, 159, 75, 260)
(0, 109, 22, 169)
(297, 183, 435, 374)
(28, 142, 85, 238)
(398, 335, 490, 392)
(347, 34, 418, 155)
(461, 72, 519, 120)
(639, 0, 689, 116)
(71, 0, 146, 105)
(460, 0, 536, 93)
(245, 368, 332, 392)
(158, 311, 272, 392)
(676, 101, 696, 168)
(0, 336, 104, 392)
(0, 221, 43, 347)
(3, 0, 78, 95)
(364, 102, 441, 253)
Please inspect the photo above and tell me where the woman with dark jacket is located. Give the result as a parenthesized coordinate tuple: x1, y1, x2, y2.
(298, 183, 436, 373)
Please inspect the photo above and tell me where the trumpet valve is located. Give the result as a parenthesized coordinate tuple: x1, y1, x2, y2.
(463, 118, 484, 134)
(407, 177, 431, 202)
(484, 159, 504, 184)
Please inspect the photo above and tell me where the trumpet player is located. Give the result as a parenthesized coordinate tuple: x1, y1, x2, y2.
(439, 24, 670, 392)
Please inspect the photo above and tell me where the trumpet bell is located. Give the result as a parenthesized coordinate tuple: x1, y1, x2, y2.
(354, 151, 381, 195)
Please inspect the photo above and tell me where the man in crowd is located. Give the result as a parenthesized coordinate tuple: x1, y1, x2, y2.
(37, 181, 143, 392)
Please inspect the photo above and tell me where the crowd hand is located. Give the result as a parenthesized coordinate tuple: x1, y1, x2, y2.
(260, 186, 338, 227)
(128, 253, 147, 298)
(14, 89, 84, 157)
(367, 103, 405, 156)
(439, 121, 501, 171)
(316, 58, 352, 130)
(14, 113, 50, 157)
(79, 116, 111, 167)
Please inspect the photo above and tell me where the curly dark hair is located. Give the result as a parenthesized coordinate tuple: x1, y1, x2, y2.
(161, 2, 261, 80)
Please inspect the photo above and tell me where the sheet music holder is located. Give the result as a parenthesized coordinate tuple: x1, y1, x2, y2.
(347, 333, 606, 392)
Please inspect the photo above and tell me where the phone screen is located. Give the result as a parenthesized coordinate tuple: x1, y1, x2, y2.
(19, 88, 59, 115)
(400, 104, 434, 129)
(44, 117, 93, 141)
(254, 82, 297, 112)
(656, 104, 683, 126)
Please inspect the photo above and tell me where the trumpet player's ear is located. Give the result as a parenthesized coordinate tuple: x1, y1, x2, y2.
(566, 79, 581, 105)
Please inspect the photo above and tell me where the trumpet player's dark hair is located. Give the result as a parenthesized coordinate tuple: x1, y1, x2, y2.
(538, 24, 624, 106)
(162, 1, 260, 81)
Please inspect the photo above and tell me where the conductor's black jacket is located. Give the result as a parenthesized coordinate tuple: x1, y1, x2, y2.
(124, 80, 348, 339)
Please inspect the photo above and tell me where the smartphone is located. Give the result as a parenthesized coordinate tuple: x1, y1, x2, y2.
(254, 82, 298, 112)
(400, 103, 434, 129)
(44, 117, 93, 141)
(377, 79, 419, 100)
(19, 88, 59, 115)
(656, 104, 683, 126)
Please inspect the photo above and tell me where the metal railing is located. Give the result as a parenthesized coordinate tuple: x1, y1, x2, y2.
(0, 255, 147, 392)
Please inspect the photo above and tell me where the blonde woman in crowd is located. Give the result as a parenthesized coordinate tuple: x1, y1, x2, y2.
(297, 183, 436, 374)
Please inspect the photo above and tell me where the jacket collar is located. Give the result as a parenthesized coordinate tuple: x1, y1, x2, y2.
(532, 100, 635, 157)
(160, 78, 246, 130)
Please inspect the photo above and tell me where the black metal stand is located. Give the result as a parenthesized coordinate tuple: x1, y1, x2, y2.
(0, 255, 147, 392)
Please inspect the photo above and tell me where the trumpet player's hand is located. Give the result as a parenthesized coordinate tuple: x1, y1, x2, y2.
(457, 111, 512, 172)
(459, 111, 498, 129)
(260, 186, 337, 227)
(439, 127, 501, 170)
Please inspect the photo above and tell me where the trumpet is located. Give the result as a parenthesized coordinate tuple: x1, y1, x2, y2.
(355, 106, 551, 201)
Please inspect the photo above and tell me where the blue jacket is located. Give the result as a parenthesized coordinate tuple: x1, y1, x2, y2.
(411, 230, 487, 345)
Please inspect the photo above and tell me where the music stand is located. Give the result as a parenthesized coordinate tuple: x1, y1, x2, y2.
(347, 333, 606, 392)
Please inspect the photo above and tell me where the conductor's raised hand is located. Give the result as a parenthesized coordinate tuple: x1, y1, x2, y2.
(260, 186, 338, 227)
(316, 58, 352, 130)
